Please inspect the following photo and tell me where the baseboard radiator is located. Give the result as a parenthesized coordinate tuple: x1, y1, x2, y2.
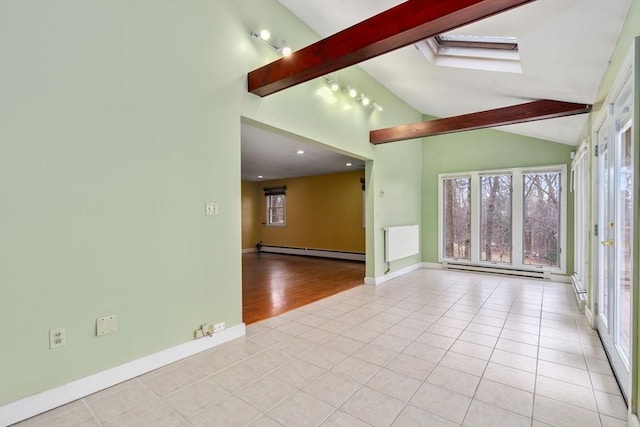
(571, 273, 587, 312)
(442, 261, 551, 280)
(259, 245, 365, 262)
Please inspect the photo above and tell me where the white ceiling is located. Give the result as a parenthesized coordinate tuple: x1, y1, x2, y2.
(242, 0, 633, 180)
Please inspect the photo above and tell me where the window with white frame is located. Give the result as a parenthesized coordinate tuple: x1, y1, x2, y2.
(571, 141, 590, 293)
(439, 165, 567, 272)
(264, 186, 286, 226)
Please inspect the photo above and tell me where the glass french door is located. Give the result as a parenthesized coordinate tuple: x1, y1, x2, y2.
(596, 81, 634, 402)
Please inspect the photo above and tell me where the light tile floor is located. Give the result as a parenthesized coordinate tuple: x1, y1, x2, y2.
(15, 269, 629, 427)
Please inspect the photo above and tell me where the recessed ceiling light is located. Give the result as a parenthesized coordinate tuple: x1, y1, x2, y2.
(257, 175, 263, 179)
(296, 150, 305, 155)
(346, 163, 352, 167)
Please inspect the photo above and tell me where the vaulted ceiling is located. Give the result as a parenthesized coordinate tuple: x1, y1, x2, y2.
(242, 0, 633, 181)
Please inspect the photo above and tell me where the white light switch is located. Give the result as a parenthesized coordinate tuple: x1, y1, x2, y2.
(205, 202, 218, 216)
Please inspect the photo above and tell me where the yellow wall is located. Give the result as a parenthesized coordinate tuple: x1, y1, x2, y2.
(241, 181, 261, 250)
(244, 171, 365, 253)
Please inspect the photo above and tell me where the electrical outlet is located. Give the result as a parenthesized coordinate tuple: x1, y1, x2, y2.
(214, 322, 225, 333)
(49, 328, 65, 349)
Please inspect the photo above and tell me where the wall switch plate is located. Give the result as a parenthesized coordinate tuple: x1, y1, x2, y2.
(214, 322, 225, 333)
(49, 328, 65, 349)
(97, 315, 118, 336)
(205, 202, 218, 216)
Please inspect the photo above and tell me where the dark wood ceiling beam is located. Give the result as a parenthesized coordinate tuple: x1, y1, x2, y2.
(370, 100, 592, 144)
(248, 0, 534, 97)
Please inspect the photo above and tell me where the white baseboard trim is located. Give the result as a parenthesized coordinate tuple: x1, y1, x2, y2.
(0, 324, 245, 427)
(551, 274, 571, 284)
(584, 305, 596, 328)
(422, 262, 443, 270)
(364, 262, 422, 285)
(260, 245, 365, 262)
(242, 248, 257, 254)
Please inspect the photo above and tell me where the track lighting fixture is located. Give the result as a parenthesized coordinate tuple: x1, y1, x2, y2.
(251, 29, 292, 57)
(251, 30, 382, 111)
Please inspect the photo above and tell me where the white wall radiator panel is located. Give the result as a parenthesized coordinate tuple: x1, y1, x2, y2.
(442, 261, 550, 280)
(384, 225, 420, 262)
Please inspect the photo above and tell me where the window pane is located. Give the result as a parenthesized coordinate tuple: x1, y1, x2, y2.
(523, 172, 560, 267)
(443, 177, 471, 259)
(481, 175, 512, 263)
(267, 194, 285, 225)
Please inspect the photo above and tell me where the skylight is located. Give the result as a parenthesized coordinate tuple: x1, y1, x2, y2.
(416, 33, 522, 74)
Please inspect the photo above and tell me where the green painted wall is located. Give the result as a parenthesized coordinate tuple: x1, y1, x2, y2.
(0, 0, 422, 405)
(420, 126, 575, 274)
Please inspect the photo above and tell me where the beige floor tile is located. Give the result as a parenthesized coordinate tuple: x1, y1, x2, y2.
(535, 375, 597, 411)
(141, 365, 203, 397)
(504, 320, 541, 335)
(463, 399, 531, 427)
(369, 333, 412, 352)
(471, 315, 506, 328)
(490, 349, 537, 373)
(207, 361, 264, 392)
(298, 345, 347, 369)
(341, 386, 405, 427)
(352, 343, 398, 366)
(402, 341, 447, 363)
(324, 335, 366, 355)
(439, 351, 488, 377)
(410, 383, 472, 424)
(268, 391, 335, 427)
(247, 416, 284, 427)
(537, 347, 587, 370)
(415, 331, 456, 350)
(465, 322, 502, 337)
(495, 337, 538, 358)
(600, 413, 629, 427)
(319, 410, 372, 427)
(483, 362, 536, 392)
(15, 400, 99, 427)
(537, 360, 591, 388)
(499, 328, 539, 345)
(235, 374, 297, 412)
(450, 339, 493, 360)
(303, 371, 362, 407)
(594, 390, 628, 420)
(385, 353, 435, 380)
(589, 371, 623, 394)
(330, 356, 381, 384)
(104, 400, 183, 426)
(366, 368, 421, 401)
(189, 396, 261, 427)
(533, 395, 600, 427)
(164, 378, 229, 418)
(271, 358, 324, 388)
(391, 405, 458, 427)
(474, 379, 533, 417)
(84, 380, 159, 424)
(426, 365, 480, 397)
(458, 330, 499, 347)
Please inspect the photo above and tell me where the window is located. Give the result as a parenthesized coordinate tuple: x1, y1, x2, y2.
(439, 166, 566, 273)
(523, 172, 561, 267)
(415, 33, 522, 74)
(480, 174, 512, 263)
(442, 177, 471, 259)
(264, 186, 286, 226)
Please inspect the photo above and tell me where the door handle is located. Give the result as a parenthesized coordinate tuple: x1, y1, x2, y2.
(601, 240, 614, 247)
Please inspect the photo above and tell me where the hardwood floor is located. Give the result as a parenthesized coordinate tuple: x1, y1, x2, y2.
(242, 252, 365, 324)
